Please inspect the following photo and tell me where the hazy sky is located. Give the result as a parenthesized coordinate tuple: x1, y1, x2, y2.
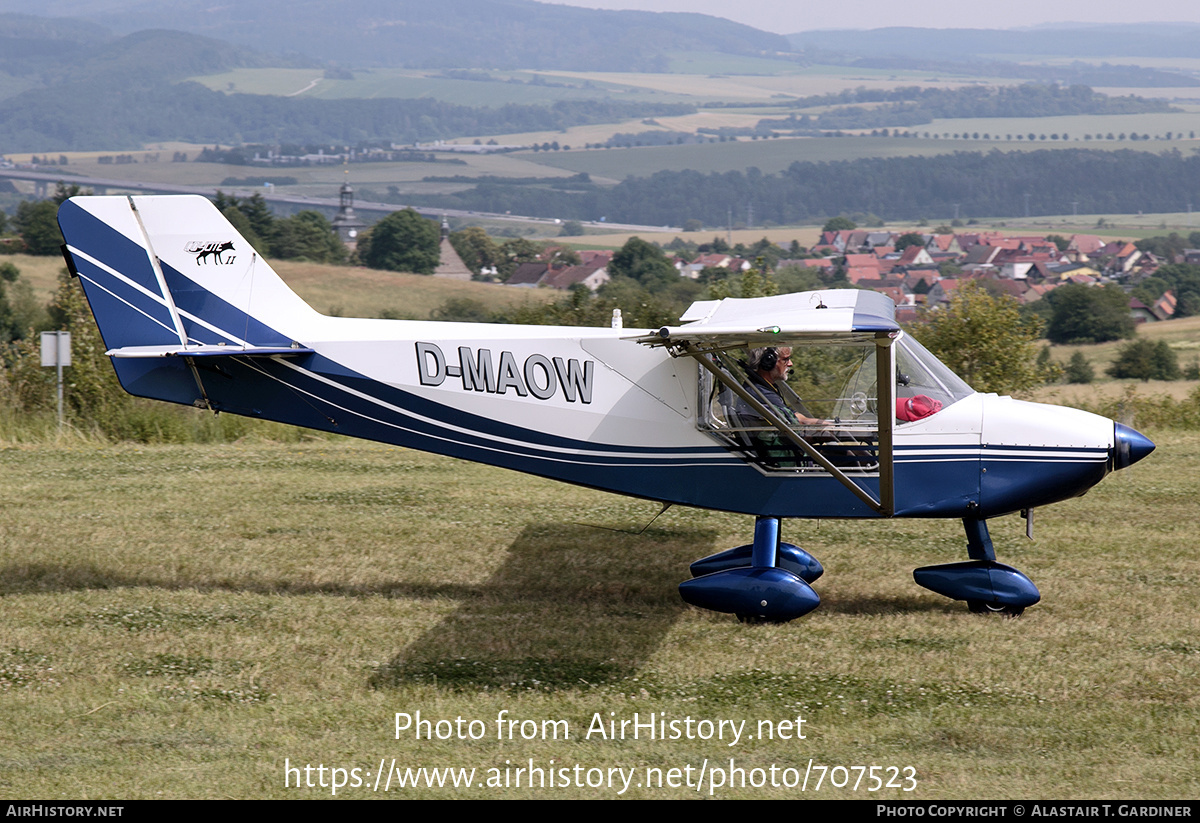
(546, 0, 1200, 34)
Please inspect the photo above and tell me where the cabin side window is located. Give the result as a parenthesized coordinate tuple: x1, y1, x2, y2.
(696, 339, 882, 473)
(696, 334, 975, 471)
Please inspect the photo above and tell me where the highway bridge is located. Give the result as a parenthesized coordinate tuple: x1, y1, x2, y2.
(0, 168, 676, 234)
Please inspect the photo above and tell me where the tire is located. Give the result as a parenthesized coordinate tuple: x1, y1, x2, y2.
(967, 600, 1024, 617)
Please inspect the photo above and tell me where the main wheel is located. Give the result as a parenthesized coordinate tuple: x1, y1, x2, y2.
(967, 600, 1024, 617)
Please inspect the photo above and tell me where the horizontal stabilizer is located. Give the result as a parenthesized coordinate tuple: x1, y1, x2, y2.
(107, 344, 315, 359)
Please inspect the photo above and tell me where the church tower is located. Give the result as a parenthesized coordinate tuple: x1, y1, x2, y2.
(331, 179, 366, 249)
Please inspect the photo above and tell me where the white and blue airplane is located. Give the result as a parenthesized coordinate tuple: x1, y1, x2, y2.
(57, 195, 1154, 622)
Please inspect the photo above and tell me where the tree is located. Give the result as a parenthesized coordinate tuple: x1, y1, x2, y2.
(14, 200, 62, 255)
(821, 216, 856, 232)
(1045, 284, 1134, 344)
(547, 246, 581, 267)
(359, 209, 440, 274)
(449, 227, 502, 278)
(219, 206, 268, 257)
(271, 211, 346, 264)
(52, 182, 92, 205)
(0, 262, 45, 342)
(212, 192, 272, 256)
(707, 257, 777, 300)
(609, 237, 677, 289)
(1065, 351, 1094, 384)
(497, 237, 543, 280)
(894, 232, 924, 252)
(559, 220, 584, 237)
(912, 281, 1051, 395)
(5, 271, 126, 425)
(1107, 339, 1180, 381)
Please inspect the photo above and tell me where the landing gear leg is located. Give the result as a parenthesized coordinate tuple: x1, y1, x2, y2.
(912, 518, 1040, 616)
(679, 516, 821, 623)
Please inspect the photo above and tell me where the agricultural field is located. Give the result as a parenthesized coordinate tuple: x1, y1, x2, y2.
(0, 425, 1195, 798)
(174, 59, 1200, 188)
(5, 254, 557, 321)
(518, 131, 1200, 181)
(188, 58, 1003, 108)
(193, 67, 678, 107)
(29, 149, 582, 196)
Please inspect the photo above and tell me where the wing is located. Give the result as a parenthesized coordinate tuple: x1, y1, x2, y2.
(631, 289, 900, 348)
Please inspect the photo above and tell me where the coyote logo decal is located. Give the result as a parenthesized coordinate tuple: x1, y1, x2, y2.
(187, 240, 236, 265)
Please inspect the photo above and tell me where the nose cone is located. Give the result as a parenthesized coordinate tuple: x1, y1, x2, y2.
(1113, 423, 1155, 470)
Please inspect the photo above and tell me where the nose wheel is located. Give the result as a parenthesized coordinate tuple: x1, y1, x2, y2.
(913, 519, 1040, 616)
(967, 600, 1025, 617)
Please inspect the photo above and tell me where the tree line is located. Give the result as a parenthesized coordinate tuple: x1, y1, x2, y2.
(757, 84, 1176, 133)
(0, 78, 696, 151)
(406, 148, 1200, 227)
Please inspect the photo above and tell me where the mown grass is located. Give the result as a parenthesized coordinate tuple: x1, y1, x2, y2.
(0, 429, 1195, 799)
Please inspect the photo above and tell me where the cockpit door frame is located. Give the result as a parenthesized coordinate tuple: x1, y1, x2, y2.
(679, 331, 896, 516)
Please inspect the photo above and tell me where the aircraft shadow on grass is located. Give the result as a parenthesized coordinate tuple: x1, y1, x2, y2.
(370, 523, 714, 692)
(2, 521, 723, 693)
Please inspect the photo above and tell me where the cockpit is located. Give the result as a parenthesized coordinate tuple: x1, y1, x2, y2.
(696, 332, 973, 473)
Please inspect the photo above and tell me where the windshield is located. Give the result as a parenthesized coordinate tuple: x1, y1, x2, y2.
(894, 334, 974, 411)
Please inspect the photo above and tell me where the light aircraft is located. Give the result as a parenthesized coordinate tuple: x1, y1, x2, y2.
(57, 195, 1154, 622)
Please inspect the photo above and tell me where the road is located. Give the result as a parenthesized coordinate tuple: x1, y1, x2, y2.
(0, 168, 676, 233)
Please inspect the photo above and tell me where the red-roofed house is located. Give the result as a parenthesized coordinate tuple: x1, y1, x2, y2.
(897, 245, 934, 267)
(1153, 290, 1177, 321)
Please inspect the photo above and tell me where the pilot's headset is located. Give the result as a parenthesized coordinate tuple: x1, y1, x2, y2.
(757, 347, 778, 372)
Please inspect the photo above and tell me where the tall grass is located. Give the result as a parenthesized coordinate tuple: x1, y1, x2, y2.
(1069, 383, 1200, 431)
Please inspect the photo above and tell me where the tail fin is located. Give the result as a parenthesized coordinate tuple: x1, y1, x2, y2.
(58, 195, 317, 407)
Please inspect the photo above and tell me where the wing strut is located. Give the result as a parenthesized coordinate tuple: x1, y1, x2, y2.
(680, 335, 895, 516)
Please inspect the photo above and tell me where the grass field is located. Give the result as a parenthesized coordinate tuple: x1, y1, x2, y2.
(5, 254, 557, 321)
(271, 260, 557, 318)
(1030, 315, 1200, 397)
(0, 424, 1195, 799)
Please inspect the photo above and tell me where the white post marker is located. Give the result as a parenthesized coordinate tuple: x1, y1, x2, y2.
(40, 330, 71, 430)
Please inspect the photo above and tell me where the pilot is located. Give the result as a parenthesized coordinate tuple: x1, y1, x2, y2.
(733, 346, 829, 468)
(744, 346, 825, 427)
